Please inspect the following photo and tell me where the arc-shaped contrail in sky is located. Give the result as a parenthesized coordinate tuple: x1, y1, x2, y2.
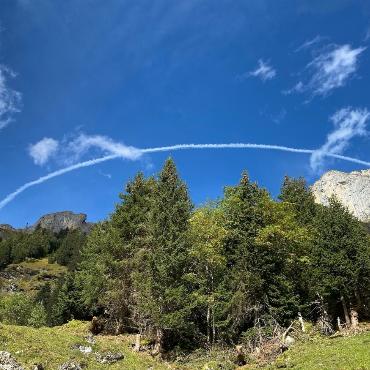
(1, 142, 370, 211)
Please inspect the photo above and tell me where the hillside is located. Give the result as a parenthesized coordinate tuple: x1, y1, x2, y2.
(0, 321, 167, 369)
(0, 258, 66, 295)
(1, 321, 369, 369)
(1, 164, 370, 369)
(269, 330, 370, 370)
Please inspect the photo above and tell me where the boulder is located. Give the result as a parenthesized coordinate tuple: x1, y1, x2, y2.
(71, 344, 92, 354)
(58, 361, 85, 370)
(0, 351, 24, 370)
(95, 352, 124, 364)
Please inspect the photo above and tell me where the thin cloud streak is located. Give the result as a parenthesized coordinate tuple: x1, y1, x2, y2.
(1, 143, 370, 211)
(0, 154, 120, 210)
(0, 65, 22, 130)
(295, 35, 325, 52)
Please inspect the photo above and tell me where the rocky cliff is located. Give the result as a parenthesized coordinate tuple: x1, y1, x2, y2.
(30, 211, 93, 233)
(312, 169, 370, 223)
(0, 211, 93, 236)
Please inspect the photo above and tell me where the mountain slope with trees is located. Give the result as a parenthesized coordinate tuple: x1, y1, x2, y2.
(1, 159, 370, 368)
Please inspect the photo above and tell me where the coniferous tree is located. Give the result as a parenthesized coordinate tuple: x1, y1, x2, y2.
(54, 229, 86, 270)
(77, 172, 156, 332)
(279, 176, 317, 225)
(221, 171, 268, 338)
(310, 197, 370, 327)
(132, 158, 193, 352)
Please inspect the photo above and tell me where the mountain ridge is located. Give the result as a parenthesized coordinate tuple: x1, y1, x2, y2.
(0, 211, 93, 237)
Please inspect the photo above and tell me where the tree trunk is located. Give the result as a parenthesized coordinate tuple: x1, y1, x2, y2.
(153, 328, 163, 356)
(212, 305, 216, 344)
(341, 295, 351, 327)
(350, 307, 359, 329)
(206, 305, 211, 345)
(134, 334, 141, 352)
(337, 317, 343, 331)
(298, 312, 305, 332)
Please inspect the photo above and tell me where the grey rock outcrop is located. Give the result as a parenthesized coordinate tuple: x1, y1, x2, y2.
(312, 169, 370, 223)
(0, 351, 24, 370)
(95, 352, 124, 364)
(58, 361, 85, 370)
(30, 211, 93, 234)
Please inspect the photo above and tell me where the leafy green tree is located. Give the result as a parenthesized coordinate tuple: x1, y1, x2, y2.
(187, 204, 228, 345)
(253, 198, 311, 324)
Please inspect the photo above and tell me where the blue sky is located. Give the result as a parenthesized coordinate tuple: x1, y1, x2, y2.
(1, 0, 370, 227)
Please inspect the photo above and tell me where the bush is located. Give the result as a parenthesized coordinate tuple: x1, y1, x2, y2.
(0, 294, 32, 325)
(28, 302, 47, 328)
(0, 293, 47, 327)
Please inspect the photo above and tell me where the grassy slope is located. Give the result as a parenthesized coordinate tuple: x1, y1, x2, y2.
(267, 331, 370, 370)
(0, 258, 67, 295)
(1, 319, 370, 369)
(0, 320, 168, 370)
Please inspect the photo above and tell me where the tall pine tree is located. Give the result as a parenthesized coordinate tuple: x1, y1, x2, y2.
(132, 158, 193, 352)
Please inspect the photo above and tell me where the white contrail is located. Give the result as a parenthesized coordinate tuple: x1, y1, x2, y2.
(141, 143, 313, 154)
(1, 142, 370, 211)
(0, 154, 119, 210)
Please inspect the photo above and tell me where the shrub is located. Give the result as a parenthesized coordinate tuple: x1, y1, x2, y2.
(0, 293, 47, 327)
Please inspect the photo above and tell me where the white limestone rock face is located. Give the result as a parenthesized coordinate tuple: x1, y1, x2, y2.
(312, 169, 370, 223)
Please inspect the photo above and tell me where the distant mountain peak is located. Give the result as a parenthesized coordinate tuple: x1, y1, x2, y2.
(30, 211, 93, 233)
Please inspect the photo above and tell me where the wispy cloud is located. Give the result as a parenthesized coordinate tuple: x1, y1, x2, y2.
(29, 133, 142, 167)
(3, 122, 370, 211)
(295, 35, 325, 52)
(65, 134, 141, 163)
(310, 107, 370, 173)
(286, 44, 366, 98)
(29, 138, 59, 166)
(0, 65, 22, 130)
(241, 59, 276, 82)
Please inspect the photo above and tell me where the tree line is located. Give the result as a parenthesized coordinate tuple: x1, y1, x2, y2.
(1, 158, 370, 353)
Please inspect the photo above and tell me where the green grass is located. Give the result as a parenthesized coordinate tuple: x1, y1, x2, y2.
(0, 320, 169, 369)
(0, 320, 369, 369)
(268, 331, 370, 370)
